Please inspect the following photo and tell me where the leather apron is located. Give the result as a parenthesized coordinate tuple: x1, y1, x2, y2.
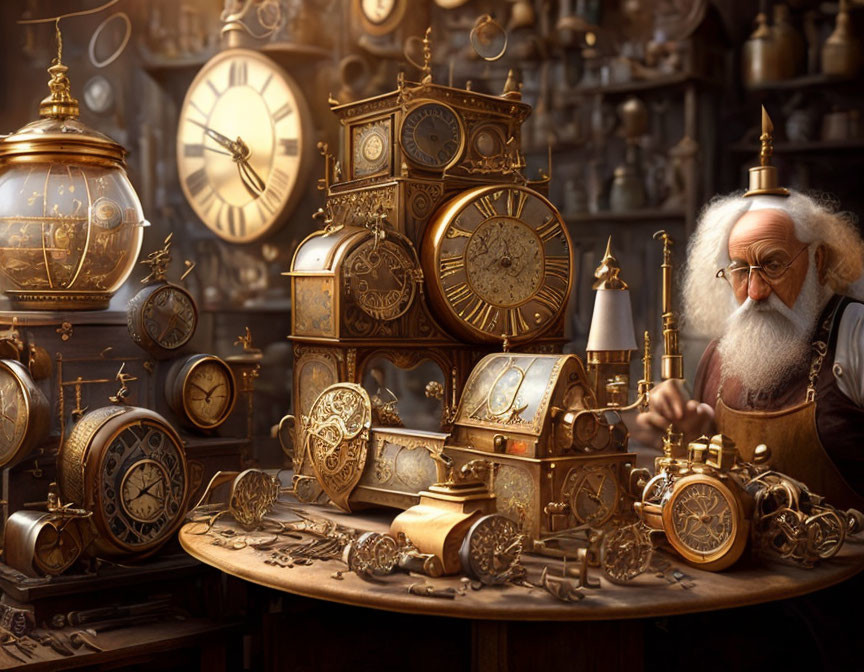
(715, 341, 864, 511)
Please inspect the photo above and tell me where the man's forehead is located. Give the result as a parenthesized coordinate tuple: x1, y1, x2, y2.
(729, 208, 800, 251)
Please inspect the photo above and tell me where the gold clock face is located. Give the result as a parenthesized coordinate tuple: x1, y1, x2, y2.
(143, 285, 197, 351)
(423, 185, 572, 343)
(34, 520, 82, 575)
(564, 465, 619, 526)
(668, 480, 735, 555)
(100, 421, 187, 549)
(177, 49, 310, 242)
(182, 356, 237, 429)
(352, 120, 391, 178)
(346, 238, 416, 321)
(0, 363, 28, 464)
(400, 103, 463, 170)
(121, 459, 169, 523)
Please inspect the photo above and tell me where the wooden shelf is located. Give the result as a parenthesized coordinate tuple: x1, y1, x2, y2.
(730, 140, 864, 154)
(745, 73, 864, 92)
(565, 209, 686, 225)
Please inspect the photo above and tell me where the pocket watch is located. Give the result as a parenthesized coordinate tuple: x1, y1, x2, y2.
(127, 235, 198, 359)
(177, 49, 312, 243)
(165, 354, 238, 431)
(661, 474, 749, 571)
(400, 102, 464, 170)
(59, 406, 190, 558)
(422, 185, 572, 343)
(0, 359, 50, 468)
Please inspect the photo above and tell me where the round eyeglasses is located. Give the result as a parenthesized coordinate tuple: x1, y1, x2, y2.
(715, 244, 809, 290)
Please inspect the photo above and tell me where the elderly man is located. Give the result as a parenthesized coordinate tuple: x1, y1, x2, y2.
(636, 188, 864, 509)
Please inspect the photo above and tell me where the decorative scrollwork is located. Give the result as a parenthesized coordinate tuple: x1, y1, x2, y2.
(599, 524, 653, 584)
(305, 383, 372, 511)
(459, 514, 526, 585)
(229, 469, 280, 529)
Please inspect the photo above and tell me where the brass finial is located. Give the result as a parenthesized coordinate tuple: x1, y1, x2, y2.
(234, 327, 262, 355)
(39, 22, 79, 119)
(653, 230, 683, 381)
(744, 106, 789, 197)
(140, 234, 173, 284)
(421, 27, 433, 84)
(592, 236, 628, 290)
(502, 69, 523, 100)
(109, 363, 137, 405)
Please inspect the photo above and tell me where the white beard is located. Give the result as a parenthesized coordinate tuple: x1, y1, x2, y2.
(717, 264, 830, 393)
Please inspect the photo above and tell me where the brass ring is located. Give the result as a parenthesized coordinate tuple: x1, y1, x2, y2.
(470, 14, 508, 62)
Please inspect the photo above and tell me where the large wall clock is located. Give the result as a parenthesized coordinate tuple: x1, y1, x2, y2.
(177, 49, 312, 243)
(421, 185, 573, 344)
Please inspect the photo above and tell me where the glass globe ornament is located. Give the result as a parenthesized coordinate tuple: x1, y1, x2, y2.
(0, 60, 147, 310)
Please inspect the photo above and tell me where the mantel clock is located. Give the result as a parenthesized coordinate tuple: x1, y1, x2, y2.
(177, 48, 313, 243)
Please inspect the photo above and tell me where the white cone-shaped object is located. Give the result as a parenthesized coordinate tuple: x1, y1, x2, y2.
(587, 288, 637, 352)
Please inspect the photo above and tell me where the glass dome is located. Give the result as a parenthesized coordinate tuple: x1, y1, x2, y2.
(0, 62, 146, 310)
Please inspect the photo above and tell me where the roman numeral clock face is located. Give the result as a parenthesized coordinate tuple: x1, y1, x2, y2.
(423, 186, 572, 344)
(177, 49, 310, 243)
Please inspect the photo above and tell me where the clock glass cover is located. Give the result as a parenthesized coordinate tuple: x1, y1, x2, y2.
(177, 49, 309, 242)
(400, 103, 463, 170)
(423, 185, 572, 343)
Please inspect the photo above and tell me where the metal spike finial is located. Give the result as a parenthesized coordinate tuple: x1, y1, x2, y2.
(744, 106, 789, 197)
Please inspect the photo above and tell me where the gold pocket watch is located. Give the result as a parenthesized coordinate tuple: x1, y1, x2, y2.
(166, 354, 238, 431)
(59, 405, 190, 558)
(127, 234, 198, 359)
(0, 359, 50, 468)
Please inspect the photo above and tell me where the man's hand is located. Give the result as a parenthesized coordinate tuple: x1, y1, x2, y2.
(634, 379, 716, 447)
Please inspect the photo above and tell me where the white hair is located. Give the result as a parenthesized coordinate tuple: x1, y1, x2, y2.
(683, 190, 864, 338)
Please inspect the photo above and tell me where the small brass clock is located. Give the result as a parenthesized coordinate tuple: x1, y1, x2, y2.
(400, 102, 464, 170)
(177, 49, 312, 243)
(422, 185, 573, 343)
(128, 283, 198, 358)
(0, 359, 50, 468)
(59, 406, 190, 558)
(356, 0, 407, 35)
(352, 120, 392, 179)
(4, 511, 85, 577)
(166, 354, 238, 430)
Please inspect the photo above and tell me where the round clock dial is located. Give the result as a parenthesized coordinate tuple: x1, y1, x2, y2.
(166, 354, 238, 430)
(422, 185, 572, 343)
(128, 283, 198, 358)
(0, 359, 49, 467)
(663, 474, 747, 571)
(345, 237, 417, 321)
(352, 122, 391, 178)
(60, 407, 189, 557)
(400, 103, 463, 170)
(564, 465, 619, 527)
(177, 49, 311, 243)
(33, 519, 83, 575)
(356, 0, 406, 34)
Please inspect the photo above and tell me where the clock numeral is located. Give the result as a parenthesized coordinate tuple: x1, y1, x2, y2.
(464, 301, 494, 331)
(260, 72, 274, 95)
(537, 215, 562, 242)
(206, 79, 221, 98)
(445, 224, 472, 239)
(279, 138, 299, 156)
(273, 102, 294, 122)
(227, 206, 246, 238)
(188, 101, 208, 119)
(535, 285, 566, 311)
(229, 60, 248, 87)
(506, 189, 528, 219)
(506, 307, 530, 335)
(545, 256, 570, 282)
(445, 281, 473, 306)
(439, 255, 465, 279)
(263, 168, 290, 211)
(198, 189, 217, 215)
(473, 195, 498, 220)
(257, 198, 275, 220)
(185, 168, 208, 197)
(183, 143, 204, 158)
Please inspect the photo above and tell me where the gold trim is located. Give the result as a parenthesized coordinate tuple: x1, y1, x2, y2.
(167, 354, 238, 430)
(398, 100, 466, 172)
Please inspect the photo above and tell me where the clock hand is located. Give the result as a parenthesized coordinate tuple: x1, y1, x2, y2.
(204, 382, 224, 397)
(189, 381, 209, 395)
(236, 157, 266, 198)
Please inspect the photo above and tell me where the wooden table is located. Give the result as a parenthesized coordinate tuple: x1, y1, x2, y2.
(179, 503, 864, 671)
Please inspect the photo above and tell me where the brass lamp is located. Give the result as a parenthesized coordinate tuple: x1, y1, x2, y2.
(0, 50, 147, 310)
(586, 237, 637, 406)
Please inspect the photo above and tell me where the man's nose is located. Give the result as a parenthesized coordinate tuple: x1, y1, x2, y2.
(747, 268, 772, 301)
